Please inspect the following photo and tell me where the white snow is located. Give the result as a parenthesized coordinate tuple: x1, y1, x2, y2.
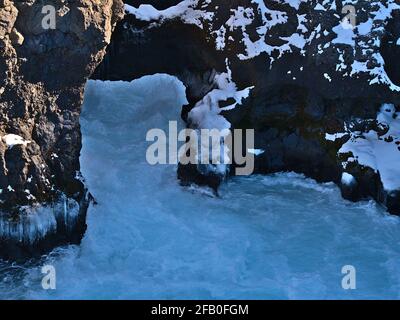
(213, 25, 227, 50)
(126, 0, 400, 92)
(248, 148, 265, 156)
(339, 104, 400, 191)
(187, 64, 253, 176)
(357, 19, 373, 36)
(1, 134, 31, 149)
(323, 73, 332, 82)
(341, 172, 356, 186)
(124, 1, 213, 28)
(351, 54, 400, 92)
(188, 69, 253, 131)
(332, 21, 355, 46)
(325, 132, 347, 141)
(282, 0, 307, 10)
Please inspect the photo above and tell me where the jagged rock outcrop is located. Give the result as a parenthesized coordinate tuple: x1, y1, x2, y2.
(95, 0, 400, 214)
(0, 0, 124, 260)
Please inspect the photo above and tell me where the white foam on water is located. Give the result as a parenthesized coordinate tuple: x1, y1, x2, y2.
(1, 74, 400, 299)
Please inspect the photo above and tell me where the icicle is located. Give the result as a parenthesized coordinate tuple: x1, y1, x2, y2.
(0, 195, 81, 244)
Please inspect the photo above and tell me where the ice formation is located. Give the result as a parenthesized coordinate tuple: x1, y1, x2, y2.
(0, 194, 80, 244)
(339, 104, 400, 191)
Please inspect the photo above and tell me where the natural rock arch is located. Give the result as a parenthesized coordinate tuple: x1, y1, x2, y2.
(94, 4, 400, 216)
(1, 0, 400, 260)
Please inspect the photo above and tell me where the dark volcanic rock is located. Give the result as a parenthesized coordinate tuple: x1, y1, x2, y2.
(0, 0, 124, 260)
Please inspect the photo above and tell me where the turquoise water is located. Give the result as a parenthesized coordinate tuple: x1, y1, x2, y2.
(1, 75, 399, 299)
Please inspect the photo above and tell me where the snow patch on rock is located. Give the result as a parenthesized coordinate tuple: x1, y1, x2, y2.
(1, 134, 31, 149)
(339, 104, 400, 192)
(188, 62, 254, 175)
(248, 148, 265, 156)
(124, 1, 213, 28)
(341, 172, 356, 186)
(325, 132, 348, 141)
(127, 0, 400, 92)
(188, 64, 254, 130)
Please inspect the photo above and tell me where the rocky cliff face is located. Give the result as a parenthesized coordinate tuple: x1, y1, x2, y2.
(95, 0, 400, 213)
(0, 0, 124, 260)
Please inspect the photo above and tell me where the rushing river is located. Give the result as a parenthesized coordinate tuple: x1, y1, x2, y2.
(1, 74, 400, 299)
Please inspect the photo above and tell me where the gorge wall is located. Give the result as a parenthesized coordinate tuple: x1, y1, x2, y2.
(0, 0, 124, 260)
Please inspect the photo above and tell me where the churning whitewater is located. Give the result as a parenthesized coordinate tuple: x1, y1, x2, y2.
(1, 74, 400, 299)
